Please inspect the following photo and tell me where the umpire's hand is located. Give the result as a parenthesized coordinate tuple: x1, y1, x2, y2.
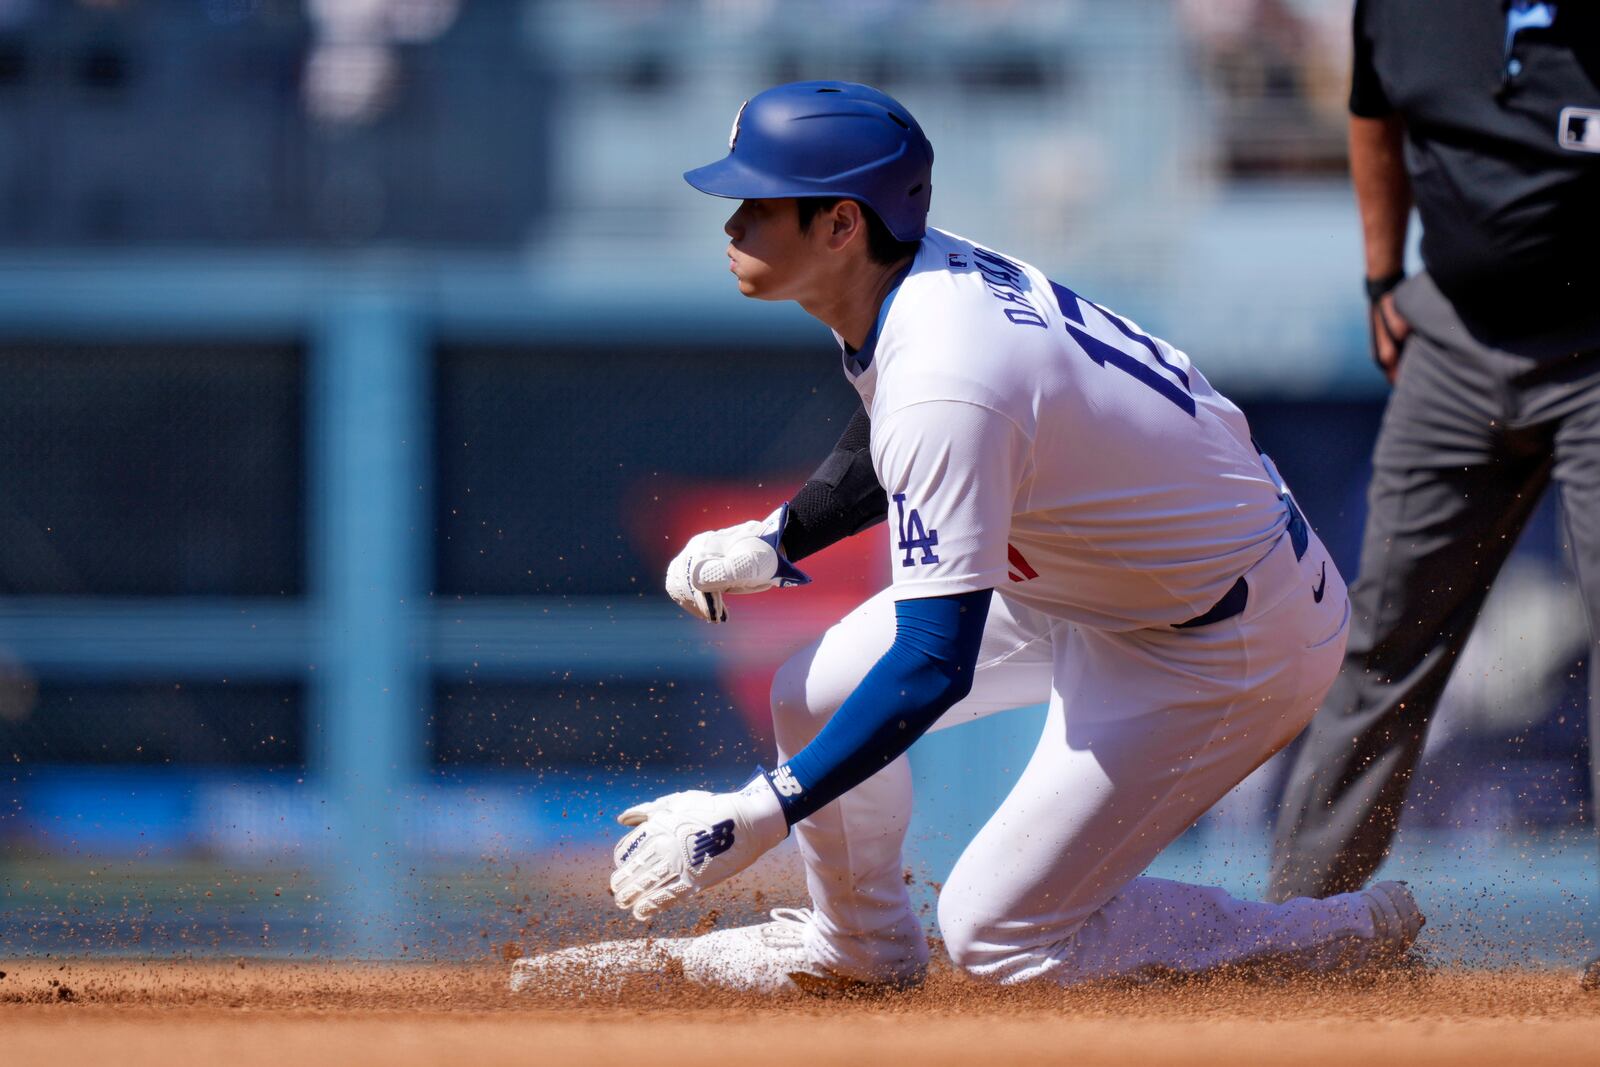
(1370, 292, 1412, 384)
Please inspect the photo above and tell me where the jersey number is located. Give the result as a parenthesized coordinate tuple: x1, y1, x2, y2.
(1048, 281, 1195, 416)
(894, 493, 940, 567)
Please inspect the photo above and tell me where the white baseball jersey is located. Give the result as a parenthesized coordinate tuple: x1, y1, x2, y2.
(840, 228, 1290, 632)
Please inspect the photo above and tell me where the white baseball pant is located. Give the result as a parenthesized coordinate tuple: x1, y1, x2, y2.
(771, 526, 1378, 984)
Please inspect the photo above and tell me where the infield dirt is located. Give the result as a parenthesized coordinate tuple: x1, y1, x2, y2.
(4, 959, 1600, 1067)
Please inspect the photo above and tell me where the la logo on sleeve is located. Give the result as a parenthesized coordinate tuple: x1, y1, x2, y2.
(893, 493, 940, 567)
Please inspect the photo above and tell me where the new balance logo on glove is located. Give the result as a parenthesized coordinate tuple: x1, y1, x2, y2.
(769, 766, 803, 797)
(690, 820, 737, 869)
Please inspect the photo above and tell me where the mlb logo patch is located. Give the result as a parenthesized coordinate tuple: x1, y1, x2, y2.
(1558, 107, 1600, 153)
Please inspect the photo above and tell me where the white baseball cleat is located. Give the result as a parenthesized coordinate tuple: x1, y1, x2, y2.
(509, 907, 924, 996)
(1361, 880, 1425, 962)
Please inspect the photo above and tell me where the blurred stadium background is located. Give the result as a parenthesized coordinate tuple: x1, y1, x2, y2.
(0, 0, 1592, 964)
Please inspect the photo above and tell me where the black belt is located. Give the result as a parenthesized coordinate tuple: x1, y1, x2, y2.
(1174, 495, 1308, 630)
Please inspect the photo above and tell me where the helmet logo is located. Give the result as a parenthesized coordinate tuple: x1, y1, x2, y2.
(728, 100, 748, 151)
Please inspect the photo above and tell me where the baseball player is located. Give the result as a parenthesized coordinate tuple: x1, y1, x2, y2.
(513, 81, 1423, 993)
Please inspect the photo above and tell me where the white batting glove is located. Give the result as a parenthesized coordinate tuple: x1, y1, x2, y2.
(610, 774, 790, 921)
(664, 503, 810, 624)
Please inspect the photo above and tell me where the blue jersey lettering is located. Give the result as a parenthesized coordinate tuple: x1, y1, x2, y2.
(1048, 280, 1195, 416)
(970, 247, 1046, 329)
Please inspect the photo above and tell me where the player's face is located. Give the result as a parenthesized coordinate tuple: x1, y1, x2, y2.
(722, 198, 828, 301)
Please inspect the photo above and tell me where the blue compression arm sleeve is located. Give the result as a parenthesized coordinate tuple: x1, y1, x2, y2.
(767, 588, 993, 825)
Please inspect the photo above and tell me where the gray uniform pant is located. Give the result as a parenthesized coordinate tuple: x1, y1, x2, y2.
(1268, 272, 1600, 901)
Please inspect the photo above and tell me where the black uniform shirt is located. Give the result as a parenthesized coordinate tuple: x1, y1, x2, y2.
(1353, 0, 1599, 349)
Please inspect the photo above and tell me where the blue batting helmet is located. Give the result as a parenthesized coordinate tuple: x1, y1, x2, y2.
(684, 81, 935, 242)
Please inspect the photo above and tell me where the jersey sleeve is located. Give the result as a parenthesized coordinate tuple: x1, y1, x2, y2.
(872, 399, 1027, 600)
(1348, 0, 1393, 118)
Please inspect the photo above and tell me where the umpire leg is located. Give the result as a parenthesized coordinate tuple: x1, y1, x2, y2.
(1268, 275, 1551, 901)
(1547, 351, 1600, 888)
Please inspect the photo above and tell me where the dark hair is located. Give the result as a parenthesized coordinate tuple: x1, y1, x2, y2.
(795, 197, 921, 266)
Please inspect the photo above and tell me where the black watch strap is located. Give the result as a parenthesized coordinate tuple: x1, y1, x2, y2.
(1365, 270, 1405, 303)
